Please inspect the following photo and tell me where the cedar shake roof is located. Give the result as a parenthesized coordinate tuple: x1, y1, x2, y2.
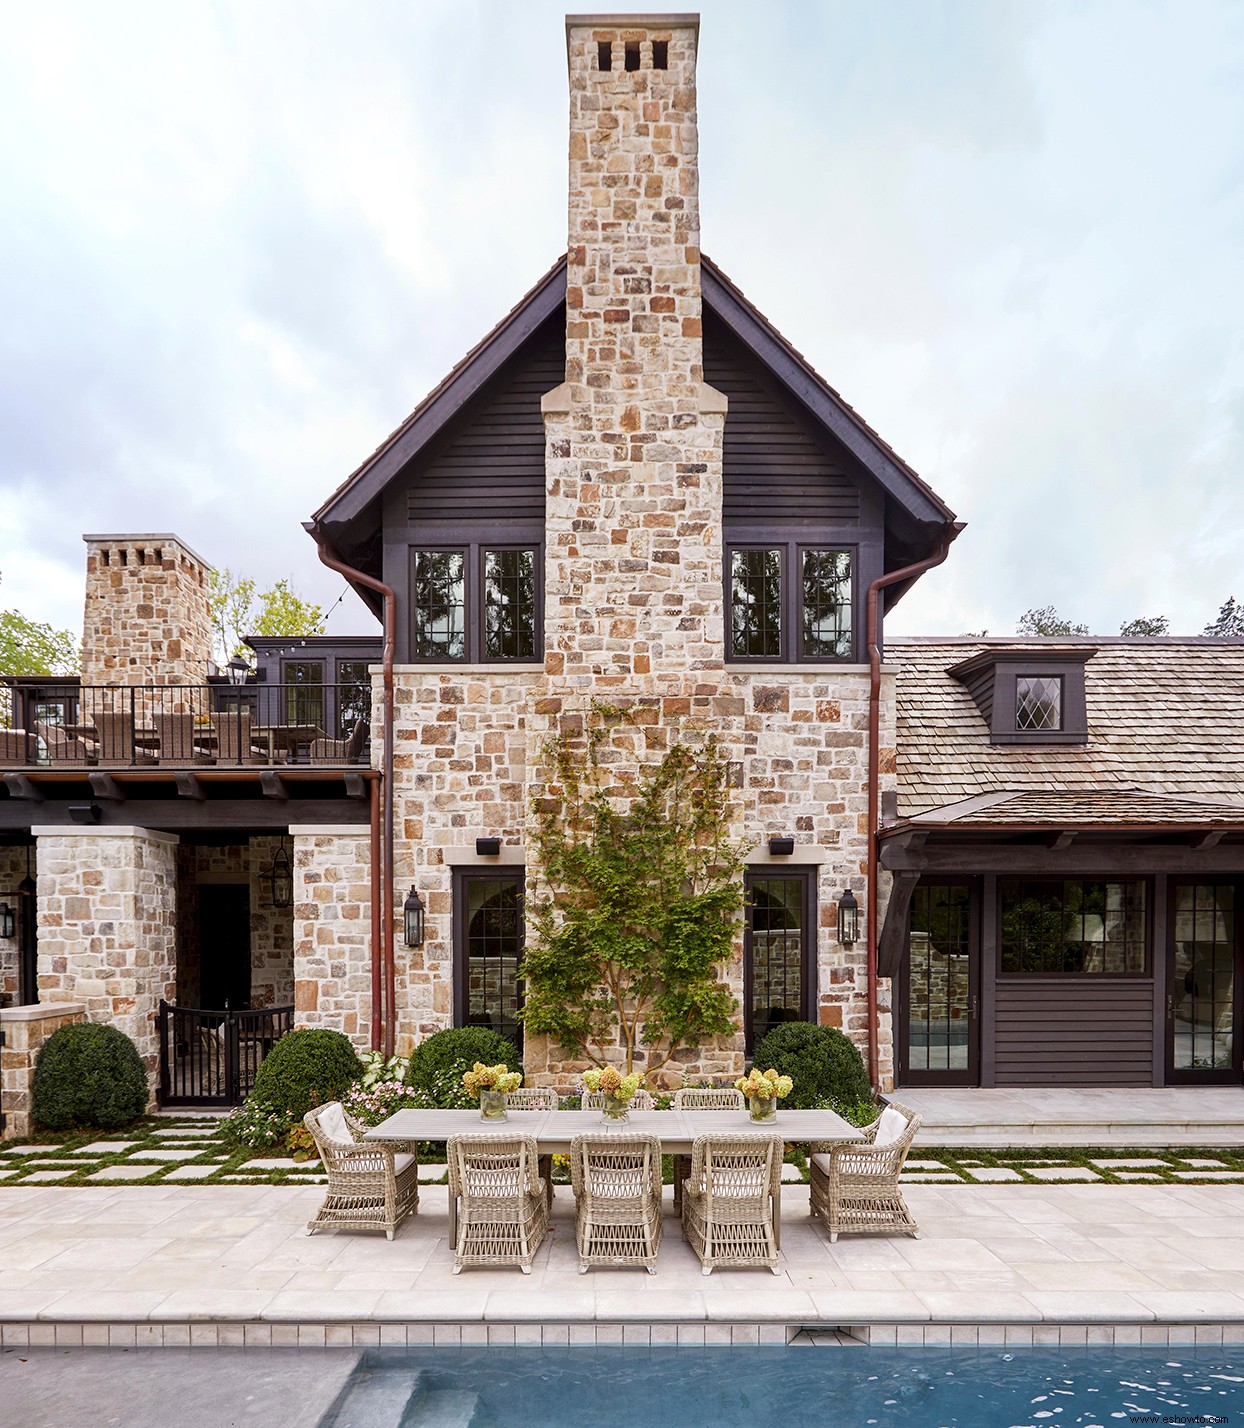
(893, 637, 1244, 824)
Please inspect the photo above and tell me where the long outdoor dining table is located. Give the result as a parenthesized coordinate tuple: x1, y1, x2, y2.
(363, 1106, 865, 1248)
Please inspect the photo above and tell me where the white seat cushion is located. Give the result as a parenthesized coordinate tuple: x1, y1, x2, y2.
(393, 1152, 415, 1177)
(873, 1105, 910, 1148)
(316, 1101, 353, 1147)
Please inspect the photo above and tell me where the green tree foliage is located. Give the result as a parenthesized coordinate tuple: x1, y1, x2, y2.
(248, 1028, 363, 1118)
(31, 1023, 148, 1129)
(521, 705, 748, 1077)
(1204, 597, 1244, 638)
(0, 572, 80, 676)
(1119, 616, 1169, 637)
(1016, 606, 1089, 637)
(749, 1022, 872, 1110)
(405, 1027, 521, 1109)
(208, 569, 325, 668)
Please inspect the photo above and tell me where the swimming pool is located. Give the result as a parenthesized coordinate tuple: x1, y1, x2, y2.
(320, 1346, 1244, 1428)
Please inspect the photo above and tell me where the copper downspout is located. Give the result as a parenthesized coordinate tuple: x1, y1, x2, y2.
(367, 773, 383, 1051)
(305, 522, 397, 1058)
(864, 522, 963, 1092)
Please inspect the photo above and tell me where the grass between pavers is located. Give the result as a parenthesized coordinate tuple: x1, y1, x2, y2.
(4, 1118, 1244, 1188)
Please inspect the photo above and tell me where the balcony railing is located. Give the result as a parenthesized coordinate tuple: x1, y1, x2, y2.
(0, 683, 372, 769)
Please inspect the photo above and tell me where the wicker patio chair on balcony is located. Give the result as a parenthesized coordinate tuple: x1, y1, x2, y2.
(670, 1086, 745, 1213)
(34, 720, 96, 766)
(581, 1088, 655, 1112)
(308, 719, 367, 766)
(150, 713, 214, 765)
(91, 711, 157, 765)
(303, 1101, 419, 1240)
(570, 1132, 663, 1274)
(808, 1101, 922, 1243)
(211, 711, 265, 765)
(681, 1133, 783, 1276)
(447, 1133, 548, 1274)
(0, 730, 38, 767)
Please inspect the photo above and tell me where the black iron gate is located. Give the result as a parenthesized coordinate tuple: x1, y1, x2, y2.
(158, 1000, 294, 1106)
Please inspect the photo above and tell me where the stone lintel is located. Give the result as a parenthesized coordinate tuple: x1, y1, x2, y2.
(747, 844, 837, 867)
(291, 826, 370, 838)
(390, 664, 545, 676)
(443, 845, 526, 867)
(31, 826, 180, 846)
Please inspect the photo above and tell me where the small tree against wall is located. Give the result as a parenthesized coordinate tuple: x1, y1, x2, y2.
(521, 704, 748, 1077)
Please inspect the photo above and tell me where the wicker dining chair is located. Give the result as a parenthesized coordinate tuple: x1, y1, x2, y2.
(35, 720, 95, 766)
(570, 1133, 663, 1275)
(447, 1133, 549, 1274)
(670, 1086, 745, 1213)
(808, 1101, 922, 1243)
(581, 1088, 655, 1112)
(681, 1133, 783, 1276)
(303, 1101, 419, 1240)
(506, 1086, 558, 1200)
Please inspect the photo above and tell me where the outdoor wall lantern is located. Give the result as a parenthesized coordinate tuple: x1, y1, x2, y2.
(403, 887, 425, 947)
(0, 903, 15, 940)
(768, 836, 795, 856)
(226, 656, 250, 686)
(68, 803, 102, 825)
(267, 836, 293, 909)
(837, 888, 860, 947)
(475, 837, 501, 857)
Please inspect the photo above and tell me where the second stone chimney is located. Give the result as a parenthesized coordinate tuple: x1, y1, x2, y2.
(545, 13, 725, 683)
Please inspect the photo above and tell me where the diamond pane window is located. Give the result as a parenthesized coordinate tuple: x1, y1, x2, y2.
(412, 550, 466, 659)
(1015, 675, 1062, 731)
(730, 549, 783, 658)
(801, 549, 852, 658)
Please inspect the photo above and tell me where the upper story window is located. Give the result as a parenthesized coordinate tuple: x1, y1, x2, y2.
(728, 544, 854, 662)
(411, 545, 539, 663)
(950, 648, 1093, 745)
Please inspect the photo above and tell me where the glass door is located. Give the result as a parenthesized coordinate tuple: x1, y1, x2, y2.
(900, 880, 978, 1085)
(454, 871, 525, 1052)
(744, 869, 814, 1053)
(1168, 881, 1241, 1083)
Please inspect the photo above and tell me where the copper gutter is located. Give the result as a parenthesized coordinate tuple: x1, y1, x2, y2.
(305, 522, 397, 1057)
(367, 773, 383, 1051)
(864, 522, 962, 1092)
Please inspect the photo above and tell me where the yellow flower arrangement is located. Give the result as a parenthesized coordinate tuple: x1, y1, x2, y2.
(462, 1062, 522, 1096)
(582, 1065, 644, 1105)
(734, 1067, 794, 1102)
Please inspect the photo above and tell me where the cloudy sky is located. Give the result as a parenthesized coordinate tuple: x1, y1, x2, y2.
(2, 0, 1242, 642)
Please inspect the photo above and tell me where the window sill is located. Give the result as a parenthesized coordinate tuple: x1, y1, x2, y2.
(392, 664, 546, 674)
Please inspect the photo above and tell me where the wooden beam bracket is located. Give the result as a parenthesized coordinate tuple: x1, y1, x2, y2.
(3, 773, 43, 803)
(260, 772, 288, 800)
(174, 772, 206, 801)
(87, 773, 126, 802)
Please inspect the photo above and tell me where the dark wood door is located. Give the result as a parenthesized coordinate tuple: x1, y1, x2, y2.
(743, 868, 815, 1054)
(198, 884, 252, 1010)
(1167, 880, 1242, 1084)
(454, 871, 525, 1052)
(899, 880, 979, 1085)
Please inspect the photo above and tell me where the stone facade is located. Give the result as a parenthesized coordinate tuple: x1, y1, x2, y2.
(293, 830, 372, 1051)
(33, 828, 178, 1096)
(0, 1002, 86, 1141)
(173, 839, 294, 1009)
(80, 533, 213, 686)
(385, 18, 898, 1090)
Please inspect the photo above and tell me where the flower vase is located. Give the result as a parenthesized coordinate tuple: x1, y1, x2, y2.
(600, 1098, 630, 1125)
(479, 1090, 508, 1121)
(748, 1095, 777, 1123)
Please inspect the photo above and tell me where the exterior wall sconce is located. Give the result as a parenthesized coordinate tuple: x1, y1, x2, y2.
(475, 837, 502, 856)
(837, 888, 859, 947)
(403, 886, 425, 947)
(267, 836, 293, 909)
(68, 803, 102, 825)
(0, 903, 15, 939)
(226, 656, 250, 686)
(768, 836, 795, 856)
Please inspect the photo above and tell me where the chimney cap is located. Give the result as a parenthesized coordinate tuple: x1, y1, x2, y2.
(82, 533, 213, 570)
(566, 13, 700, 37)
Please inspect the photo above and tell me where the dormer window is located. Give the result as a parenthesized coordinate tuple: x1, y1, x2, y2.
(950, 648, 1093, 745)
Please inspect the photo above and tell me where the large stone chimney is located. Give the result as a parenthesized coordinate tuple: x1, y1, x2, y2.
(80, 533, 214, 686)
(543, 13, 726, 685)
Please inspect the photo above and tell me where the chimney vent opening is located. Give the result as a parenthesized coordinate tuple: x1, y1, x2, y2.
(597, 40, 612, 71)
(651, 40, 668, 69)
(624, 40, 640, 72)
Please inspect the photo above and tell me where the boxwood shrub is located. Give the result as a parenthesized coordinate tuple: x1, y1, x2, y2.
(405, 1026, 521, 1108)
(248, 1027, 364, 1118)
(750, 1022, 872, 1111)
(31, 1022, 149, 1130)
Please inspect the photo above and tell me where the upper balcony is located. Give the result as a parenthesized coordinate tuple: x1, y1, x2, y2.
(0, 680, 372, 770)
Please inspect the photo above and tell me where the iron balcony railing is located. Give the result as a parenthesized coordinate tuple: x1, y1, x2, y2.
(0, 682, 372, 769)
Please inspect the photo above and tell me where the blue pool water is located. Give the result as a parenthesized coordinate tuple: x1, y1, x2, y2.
(320, 1346, 1244, 1428)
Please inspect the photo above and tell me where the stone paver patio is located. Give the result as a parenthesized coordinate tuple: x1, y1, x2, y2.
(2, 1180, 1244, 1342)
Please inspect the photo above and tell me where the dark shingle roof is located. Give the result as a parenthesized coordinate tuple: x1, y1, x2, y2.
(894, 637, 1244, 822)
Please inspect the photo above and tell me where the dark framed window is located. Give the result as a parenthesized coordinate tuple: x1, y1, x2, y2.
(728, 543, 855, 662)
(411, 545, 539, 663)
(903, 881, 977, 1083)
(1015, 675, 1062, 731)
(454, 870, 525, 1050)
(336, 660, 371, 739)
(744, 867, 816, 1052)
(282, 661, 324, 729)
(999, 878, 1148, 976)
